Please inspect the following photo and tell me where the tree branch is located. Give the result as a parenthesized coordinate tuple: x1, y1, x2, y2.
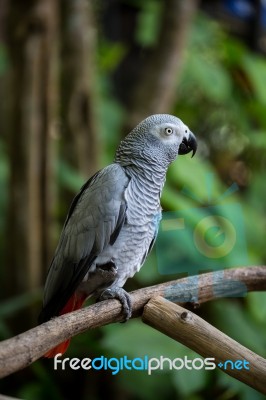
(142, 296, 266, 395)
(0, 394, 22, 400)
(0, 266, 265, 378)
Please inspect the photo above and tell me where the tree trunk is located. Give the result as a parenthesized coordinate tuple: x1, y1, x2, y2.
(100, 0, 198, 133)
(126, 0, 198, 131)
(5, 0, 58, 317)
(61, 0, 100, 178)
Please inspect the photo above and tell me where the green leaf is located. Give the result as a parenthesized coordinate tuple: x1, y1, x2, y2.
(136, 251, 160, 284)
(166, 157, 222, 205)
(0, 290, 42, 317)
(243, 55, 266, 104)
(184, 56, 232, 102)
(116, 369, 175, 400)
(211, 300, 266, 356)
(135, 0, 162, 46)
(172, 366, 207, 396)
(102, 321, 209, 398)
(57, 161, 85, 192)
(102, 319, 184, 358)
(247, 292, 266, 324)
(246, 130, 266, 149)
(217, 368, 266, 400)
(98, 42, 127, 72)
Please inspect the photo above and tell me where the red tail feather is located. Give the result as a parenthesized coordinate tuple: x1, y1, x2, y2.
(44, 293, 86, 358)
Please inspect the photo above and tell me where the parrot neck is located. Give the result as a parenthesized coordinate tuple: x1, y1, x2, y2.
(125, 162, 167, 198)
(127, 162, 166, 180)
(115, 145, 171, 204)
(122, 163, 167, 223)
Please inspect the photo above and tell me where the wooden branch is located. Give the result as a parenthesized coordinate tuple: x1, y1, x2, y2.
(142, 297, 266, 394)
(0, 266, 265, 378)
(0, 394, 22, 400)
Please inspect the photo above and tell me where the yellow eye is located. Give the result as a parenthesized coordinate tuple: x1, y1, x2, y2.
(165, 127, 173, 136)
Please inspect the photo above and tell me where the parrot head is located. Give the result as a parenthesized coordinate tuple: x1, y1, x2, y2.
(115, 114, 197, 168)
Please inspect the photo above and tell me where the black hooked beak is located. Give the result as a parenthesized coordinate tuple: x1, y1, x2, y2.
(178, 132, 197, 157)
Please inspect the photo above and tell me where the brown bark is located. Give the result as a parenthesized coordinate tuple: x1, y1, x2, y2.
(0, 0, 9, 144)
(6, 0, 58, 300)
(126, 0, 198, 131)
(143, 297, 266, 395)
(0, 266, 265, 378)
(0, 395, 22, 400)
(61, 0, 100, 178)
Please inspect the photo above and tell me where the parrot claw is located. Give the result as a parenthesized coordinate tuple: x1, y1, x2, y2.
(100, 287, 132, 321)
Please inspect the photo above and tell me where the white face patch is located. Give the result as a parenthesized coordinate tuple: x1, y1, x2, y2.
(151, 122, 188, 147)
(183, 124, 190, 139)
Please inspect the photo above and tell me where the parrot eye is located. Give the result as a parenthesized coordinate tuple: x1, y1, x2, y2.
(164, 127, 173, 136)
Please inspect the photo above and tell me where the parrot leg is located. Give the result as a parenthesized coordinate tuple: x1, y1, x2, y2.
(91, 263, 117, 287)
(81, 262, 118, 295)
(99, 287, 132, 321)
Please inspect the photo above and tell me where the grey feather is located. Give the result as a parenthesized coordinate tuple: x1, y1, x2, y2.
(39, 164, 129, 321)
(39, 114, 197, 323)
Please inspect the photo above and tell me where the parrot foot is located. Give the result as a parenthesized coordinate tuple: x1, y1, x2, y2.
(100, 287, 132, 321)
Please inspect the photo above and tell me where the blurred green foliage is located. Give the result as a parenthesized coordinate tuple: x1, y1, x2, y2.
(0, 7, 266, 400)
(135, 0, 162, 46)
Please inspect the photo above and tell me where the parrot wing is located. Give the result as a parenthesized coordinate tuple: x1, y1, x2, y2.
(38, 163, 129, 323)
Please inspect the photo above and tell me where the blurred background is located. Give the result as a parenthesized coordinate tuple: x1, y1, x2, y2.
(0, 0, 266, 399)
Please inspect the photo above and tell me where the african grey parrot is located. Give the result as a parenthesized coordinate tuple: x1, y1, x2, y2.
(38, 114, 197, 357)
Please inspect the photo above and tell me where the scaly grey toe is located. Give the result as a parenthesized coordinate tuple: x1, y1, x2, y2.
(100, 287, 132, 320)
